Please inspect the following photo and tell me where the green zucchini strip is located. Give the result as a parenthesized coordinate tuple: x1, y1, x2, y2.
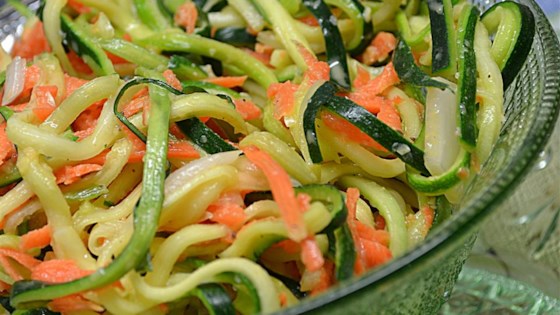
(393, 40, 448, 90)
(189, 283, 235, 315)
(302, 81, 338, 163)
(294, 184, 347, 233)
(481, 1, 535, 89)
(328, 223, 355, 281)
(325, 0, 374, 55)
(136, 32, 278, 88)
(113, 78, 182, 143)
(133, 0, 172, 31)
(10, 83, 172, 307)
(176, 118, 237, 154)
(427, 0, 457, 79)
(302, 0, 351, 89)
(323, 96, 430, 175)
(60, 14, 115, 76)
(456, 5, 480, 150)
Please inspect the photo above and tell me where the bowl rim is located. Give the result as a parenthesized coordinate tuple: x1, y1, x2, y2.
(275, 0, 560, 313)
(0, 0, 558, 314)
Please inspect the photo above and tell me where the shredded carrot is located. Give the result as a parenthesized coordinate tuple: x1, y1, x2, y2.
(0, 255, 23, 281)
(279, 292, 288, 306)
(31, 85, 58, 122)
(175, 2, 198, 34)
(54, 164, 103, 185)
(204, 75, 248, 88)
(167, 141, 201, 160)
(377, 101, 402, 132)
(345, 187, 366, 275)
(0, 123, 15, 168)
(21, 225, 52, 251)
(74, 127, 95, 141)
(349, 62, 400, 104)
(267, 81, 299, 120)
(374, 213, 386, 230)
(72, 99, 105, 133)
(123, 94, 150, 118)
(233, 98, 262, 120)
(11, 64, 42, 104)
(296, 193, 312, 213)
(11, 20, 50, 59)
(242, 145, 307, 242)
(255, 43, 274, 55)
(64, 74, 89, 98)
(49, 295, 102, 313)
(0, 248, 41, 270)
(360, 238, 392, 268)
(243, 48, 272, 67)
(321, 111, 383, 150)
(309, 261, 333, 295)
(0, 280, 10, 292)
(67, 50, 93, 75)
(208, 203, 246, 231)
(67, 0, 92, 14)
(353, 67, 371, 89)
(355, 221, 390, 247)
(163, 69, 182, 90)
(298, 45, 330, 83)
(298, 15, 319, 27)
(300, 236, 324, 272)
(361, 32, 398, 66)
(31, 259, 93, 283)
(273, 239, 301, 255)
(105, 51, 129, 65)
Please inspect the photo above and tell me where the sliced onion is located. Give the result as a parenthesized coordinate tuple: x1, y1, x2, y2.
(2, 56, 26, 106)
(424, 78, 460, 175)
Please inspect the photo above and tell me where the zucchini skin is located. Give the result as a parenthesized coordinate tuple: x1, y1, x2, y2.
(456, 5, 480, 149)
(60, 14, 115, 76)
(303, 81, 338, 163)
(427, 0, 457, 78)
(302, 0, 351, 90)
(323, 96, 430, 175)
(393, 40, 448, 90)
(481, 1, 535, 90)
(189, 283, 235, 315)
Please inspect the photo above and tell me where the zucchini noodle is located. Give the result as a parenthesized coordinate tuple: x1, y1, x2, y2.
(0, 0, 527, 313)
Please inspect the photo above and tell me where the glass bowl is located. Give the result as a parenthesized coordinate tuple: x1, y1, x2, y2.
(0, 0, 558, 314)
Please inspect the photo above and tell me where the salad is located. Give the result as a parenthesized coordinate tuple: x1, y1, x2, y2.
(0, 0, 534, 314)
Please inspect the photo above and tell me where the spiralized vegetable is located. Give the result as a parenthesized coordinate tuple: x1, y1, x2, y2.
(0, 0, 525, 314)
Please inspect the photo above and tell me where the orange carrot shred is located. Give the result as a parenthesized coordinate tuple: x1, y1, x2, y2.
(21, 225, 52, 251)
(67, 50, 93, 75)
(55, 164, 103, 185)
(0, 255, 23, 281)
(0, 248, 41, 270)
(310, 261, 333, 295)
(233, 98, 262, 120)
(49, 295, 102, 313)
(300, 236, 324, 272)
(267, 81, 299, 120)
(0, 123, 15, 168)
(31, 259, 93, 283)
(11, 21, 51, 59)
(208, 203, 246, 231)
(204, 76, 248, 88)
(361, 32, 398, 66)
(163, 69, 182, 90)
(345, 188, 366, 275)
(67, 0, 92, 14)
(31, 85, 58, 122)
(360, 238, 392, 268)
(242, 145, 307, 242)
(175, 2, 198, 34)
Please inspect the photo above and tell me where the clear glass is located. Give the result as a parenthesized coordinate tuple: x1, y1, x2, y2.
(0, 0, 558, 314)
